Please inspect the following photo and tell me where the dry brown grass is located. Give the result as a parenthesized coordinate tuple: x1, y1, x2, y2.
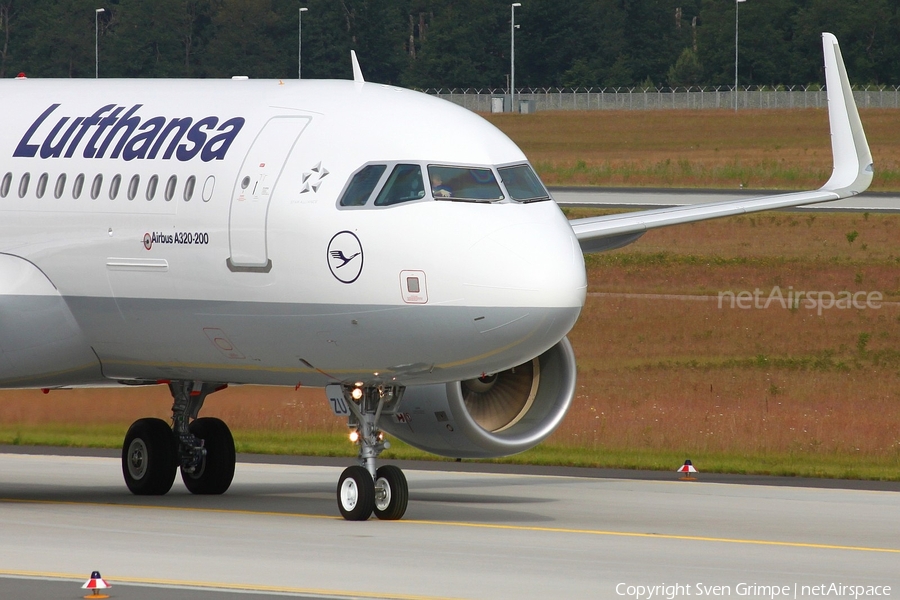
(554, 211, 900, 466)
(0, 386, 341, 434)
(559, 366, 900, 465)
(487, 109, 900, 190)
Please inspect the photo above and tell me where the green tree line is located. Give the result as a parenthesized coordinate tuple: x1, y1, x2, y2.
(0, 0, 897, 88)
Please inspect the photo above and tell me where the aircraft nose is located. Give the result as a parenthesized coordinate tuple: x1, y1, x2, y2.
(464, 217, 587, 310)
(456, 213, 586, 372)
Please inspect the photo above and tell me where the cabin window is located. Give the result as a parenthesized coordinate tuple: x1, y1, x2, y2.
(109, 174, 121, 200)
(498, 164, 549, 203)
(54, 174, 67, 199)
(427, 166, 503, 202)
(340, 164, 386, 206)
(73, 174, 85, 199)
(36, 173, 48, 199)
(183, 176, 196, 201)
(0, 172, 11, 198)
(91, 174, 103, 199)
(146, 175, 158, 200)
(19, 173, 31, 198)
(202, 176, 214, 201)
(127, 175, 140, 200)
(165, 175, 177, 201)
(374, 164, 425, 206)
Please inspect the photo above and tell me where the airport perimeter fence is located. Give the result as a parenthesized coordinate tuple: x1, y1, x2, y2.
(423, 85, 900, 112)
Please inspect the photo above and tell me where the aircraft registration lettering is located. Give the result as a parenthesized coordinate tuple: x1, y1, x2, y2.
(13, 104, 245, 162)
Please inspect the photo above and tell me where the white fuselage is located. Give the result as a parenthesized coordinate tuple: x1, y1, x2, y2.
(0, 78, 586, 389)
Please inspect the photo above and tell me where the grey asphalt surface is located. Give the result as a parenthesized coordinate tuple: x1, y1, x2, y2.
(4, 443, 899, 491)
(1, 449, 898, 600)
(0, 576, 337, 599)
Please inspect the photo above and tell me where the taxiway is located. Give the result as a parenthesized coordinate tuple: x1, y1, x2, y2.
(0, 451, 898, 599)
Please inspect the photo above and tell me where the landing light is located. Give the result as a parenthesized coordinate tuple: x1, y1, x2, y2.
(351, 387, 363, 400)
(349, 430, 360, 443)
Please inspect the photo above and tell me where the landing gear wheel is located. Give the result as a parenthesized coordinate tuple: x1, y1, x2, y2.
(181, 417, 236, 495)
(337, 465, 375, 521)
(374, 465, 408, 521)
(122, 418, 178, 495)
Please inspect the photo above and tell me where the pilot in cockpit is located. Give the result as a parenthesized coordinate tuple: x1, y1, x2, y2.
(430, 173, 452, 198)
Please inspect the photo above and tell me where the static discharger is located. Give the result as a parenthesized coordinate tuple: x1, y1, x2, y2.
(81, 571, 111, 598)
(677, 459, 698, 481)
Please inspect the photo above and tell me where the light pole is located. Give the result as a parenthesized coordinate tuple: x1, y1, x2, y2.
(734, 0, 746, 111)
(299, 6, 308, 79)
(510, 3, 521, 112)
(95, 8, 105, 79)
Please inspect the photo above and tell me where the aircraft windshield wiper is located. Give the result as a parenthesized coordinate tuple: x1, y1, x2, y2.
(438, 196, 502, 204)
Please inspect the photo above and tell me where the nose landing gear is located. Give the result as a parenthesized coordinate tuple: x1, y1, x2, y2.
(336, 385, 409, 521)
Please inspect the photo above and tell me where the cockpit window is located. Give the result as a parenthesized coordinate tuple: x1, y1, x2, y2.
(340, 164, 386, 206)
(498, 164, 550, 202)
(374, 164, 425, 206)
(428, 166, 503, 202)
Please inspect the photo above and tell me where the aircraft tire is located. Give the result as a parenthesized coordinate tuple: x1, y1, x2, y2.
(373, 465, 408, 520)
(337, 465, 375, 521)
(122, 418, 178, 495)
(181, 417, 236, 495)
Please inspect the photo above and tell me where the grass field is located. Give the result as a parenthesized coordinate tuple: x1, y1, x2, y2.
(487, 108, 900, 190)
(1, 109, 899, 479)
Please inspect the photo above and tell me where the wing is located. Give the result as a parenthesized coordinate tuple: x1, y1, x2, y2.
(570, 33, 874, 254)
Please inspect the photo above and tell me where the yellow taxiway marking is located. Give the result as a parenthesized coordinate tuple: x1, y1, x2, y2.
(0, 569, 461, 600)
(403, 518, 900, 554)
(2, 496, 900, 555)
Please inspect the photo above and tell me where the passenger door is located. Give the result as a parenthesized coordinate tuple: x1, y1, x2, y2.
(227, 116, 310, 271)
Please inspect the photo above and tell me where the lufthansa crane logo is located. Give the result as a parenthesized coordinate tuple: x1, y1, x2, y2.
(327, 231, 363, 284)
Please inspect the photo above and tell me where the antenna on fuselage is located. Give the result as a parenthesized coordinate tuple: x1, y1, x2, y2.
(351, 50, 365, 83)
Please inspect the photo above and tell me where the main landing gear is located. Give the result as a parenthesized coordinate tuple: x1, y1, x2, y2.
(122, 381, 235, 496)
(335, 385, 409, 521)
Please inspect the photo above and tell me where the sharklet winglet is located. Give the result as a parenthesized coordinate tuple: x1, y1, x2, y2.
(569, 33, 875, 255)
(820, 32, 874, 196)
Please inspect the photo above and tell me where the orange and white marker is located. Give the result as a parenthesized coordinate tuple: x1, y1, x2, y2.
(677, 459, 698, 481)
(81, 571, 111, 599)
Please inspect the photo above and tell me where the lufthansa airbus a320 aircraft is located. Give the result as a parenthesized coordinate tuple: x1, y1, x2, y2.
(0, 34, 872, 520)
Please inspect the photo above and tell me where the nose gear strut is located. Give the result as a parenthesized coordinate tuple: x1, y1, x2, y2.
(337, 385, 409, 521)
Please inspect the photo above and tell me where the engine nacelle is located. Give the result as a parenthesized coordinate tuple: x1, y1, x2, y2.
(381, 338, 576, 458)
